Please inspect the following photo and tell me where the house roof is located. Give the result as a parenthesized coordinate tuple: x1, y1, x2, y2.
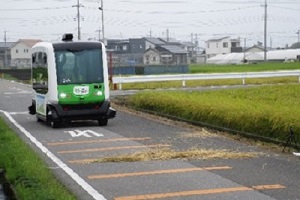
(107, 39, 129, 44)
(244, 45, 265, 52)
(159, 45, 188, 54)
(144, 47, 159, 54)
(11, 39, 42, 48)
(0, 42, 16, 48)
(158, 37, 180, 44)
(206, 36, 230, 42)
(144, 37, 166, 45)
(181, 41, 194, 46)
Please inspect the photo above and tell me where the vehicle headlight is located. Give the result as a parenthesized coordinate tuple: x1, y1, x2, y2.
(60, 93, 67, 98)
(96, 91, 103, 96)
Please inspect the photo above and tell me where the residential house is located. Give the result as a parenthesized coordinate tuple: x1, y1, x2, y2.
(128, 37, 189, 65)
(106, 39, 130, 54)
(143, 45, 188, 65)
(130, 37, 166, 54)
(10, 39, 42, 68)
(107, 37, 188, 66)
(107, 37, 167, 65)
(143, 48, 160, 65)
(106, 39, 131, 66)
(205, 36, 242, 59)
(244, 45, 265, 53)
(0, 42, 16, 67)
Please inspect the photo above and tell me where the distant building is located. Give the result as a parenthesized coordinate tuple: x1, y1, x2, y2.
(143, 48, 160, 65)
(205, 36, 242, 59)
(106, 39, 130, 54)
(143, 45, 188, 65)
(129, 37, 166, 54)
(0, 42, 16, 67)
(10, 39, 42, 68)
(244, 45, 265, 53)
(107, 37, 188, 66)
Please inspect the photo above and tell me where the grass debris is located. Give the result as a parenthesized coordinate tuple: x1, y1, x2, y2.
(91, 148, 258, 163)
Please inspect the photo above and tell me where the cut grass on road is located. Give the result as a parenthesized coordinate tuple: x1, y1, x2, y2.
(91, 148, 258, 164)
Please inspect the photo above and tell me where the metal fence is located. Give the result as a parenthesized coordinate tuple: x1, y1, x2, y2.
(113, 70, 300, 90)
(112, 65, 189, 75)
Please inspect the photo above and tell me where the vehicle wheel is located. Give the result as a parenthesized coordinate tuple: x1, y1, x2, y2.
(50, 121, 60, 128)
(36, 116, 42, 122)
(98, 118, 108, 126)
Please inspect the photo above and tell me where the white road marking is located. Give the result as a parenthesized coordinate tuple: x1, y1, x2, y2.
(293, 152, 300, 156)
(0, 110, 107, 200)
(9, 111, 28, 115)
(65, 130, 104, 138)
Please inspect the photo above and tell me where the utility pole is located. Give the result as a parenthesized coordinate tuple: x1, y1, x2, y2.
(243, 38, 247, 62)
(191, 33, 194, 62)
(297, 30, 300, 43)
(96, 28, 101, 41)
(4, 31, 7, 68)
(166, 28, 169, 42)
(98, 0, 105, 44)
(73, 0, 84, 40)
(263, 0, 267, 61)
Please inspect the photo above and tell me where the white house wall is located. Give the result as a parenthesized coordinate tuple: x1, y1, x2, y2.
(143, 49, 160, 64)
(10, 43, 32, 67)
(11, 43, 31, 59)
(206, 37, 232, 58)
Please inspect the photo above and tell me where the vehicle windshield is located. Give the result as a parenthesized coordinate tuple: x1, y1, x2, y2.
(55, 48, 103, 85)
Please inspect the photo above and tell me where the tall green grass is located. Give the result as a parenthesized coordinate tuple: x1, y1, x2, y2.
(129, 84, 300, 142)
(189, 62, 300, 73)
(0, 118, 76, 200)
(120, 77, 298, 90)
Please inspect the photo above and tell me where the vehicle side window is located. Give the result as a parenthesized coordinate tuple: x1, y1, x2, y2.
(32, 51, 48, 94)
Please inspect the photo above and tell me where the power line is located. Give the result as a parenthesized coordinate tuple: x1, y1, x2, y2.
(84, 5, 260, 14)
(269, 5, 300, 12)
(0, 6, 71, 11)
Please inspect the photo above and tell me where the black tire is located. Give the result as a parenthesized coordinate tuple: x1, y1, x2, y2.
(98, 118, 108, 126)
(36, 116, 43, 122)
(50, 121, 61, 128)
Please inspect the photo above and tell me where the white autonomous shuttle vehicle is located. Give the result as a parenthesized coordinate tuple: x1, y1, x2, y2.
(28, 34, 116, 128)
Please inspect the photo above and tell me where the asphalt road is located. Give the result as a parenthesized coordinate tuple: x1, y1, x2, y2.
(0, 79, 300, 200)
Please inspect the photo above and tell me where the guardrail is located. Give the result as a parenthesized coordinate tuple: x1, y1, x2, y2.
(112, 70, 300, 90)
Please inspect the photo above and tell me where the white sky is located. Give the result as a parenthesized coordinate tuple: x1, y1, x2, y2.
(1, 0, 300, 48)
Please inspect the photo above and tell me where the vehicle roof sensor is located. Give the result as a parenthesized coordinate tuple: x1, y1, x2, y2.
(62, 33, 73, 42)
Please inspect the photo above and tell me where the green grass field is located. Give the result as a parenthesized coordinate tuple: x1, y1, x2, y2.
(128, 84, 300, 143)
(189, 62, 300, 73)
(0, 117, 76, 200)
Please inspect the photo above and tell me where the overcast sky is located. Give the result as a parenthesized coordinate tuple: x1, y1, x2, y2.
(1, 0, 300, 48)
